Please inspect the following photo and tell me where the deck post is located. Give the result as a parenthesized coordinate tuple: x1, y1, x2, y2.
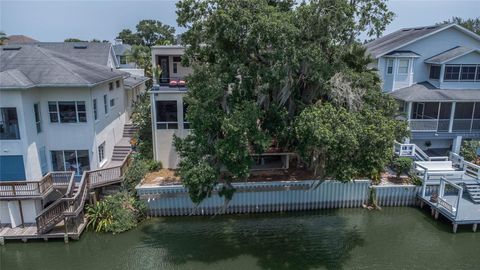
(434, 210, 439, 220)
(18, 200, 25, 228)
(473, 224, 478, 232)
(453, 223, 458, 233)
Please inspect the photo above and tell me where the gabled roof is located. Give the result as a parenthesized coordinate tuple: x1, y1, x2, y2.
(384, 50, 420, 58)
(5, 35, 38, 44)
(425, 46, 480, 64)
(0, 45, 126, 89)
(365, 23, 480, 59)
(389, 82, 480, 102)
(35, 42, 117, 67)
(113, 44, 132, 56)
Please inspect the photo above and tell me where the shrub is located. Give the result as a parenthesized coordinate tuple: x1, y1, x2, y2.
(409, 174, 422, 186)
(122, 155, 148, 193)
(392, 157, 413, 178)
(145, 159, 162, 172)
(460, 140, 480, 163)
(86, 192, 146, 234)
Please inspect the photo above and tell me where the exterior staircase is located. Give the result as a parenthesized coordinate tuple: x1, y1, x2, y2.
(112, 145, 132, 162)
(465, 183, 480, 204)
(123, 123, 136, 138)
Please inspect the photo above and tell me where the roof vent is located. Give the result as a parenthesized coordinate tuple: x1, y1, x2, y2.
(2, 46, 22, 51)
(73, 45, 88, 49)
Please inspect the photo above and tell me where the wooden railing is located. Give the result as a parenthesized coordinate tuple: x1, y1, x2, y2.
(0, 172, 65, 198)
(35, 152, 132, 235)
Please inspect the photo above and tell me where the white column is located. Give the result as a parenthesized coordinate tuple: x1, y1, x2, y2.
(439, 64, 445, 83)
(448, 102, 456, 133)
(452, 136, 462, 154)
(392, 58, 398, 91)
(408, 58, 414, 86)
(150, 93, 157, 161)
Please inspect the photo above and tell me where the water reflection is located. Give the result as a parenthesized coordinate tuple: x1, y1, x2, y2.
(140, 210, 365, 270)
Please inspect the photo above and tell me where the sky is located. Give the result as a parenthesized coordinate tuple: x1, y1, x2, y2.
(1, 0, 479, 42)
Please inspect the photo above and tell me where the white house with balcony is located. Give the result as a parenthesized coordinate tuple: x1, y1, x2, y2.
(366, 23, 480, 155)
(0, 44, 133, 182)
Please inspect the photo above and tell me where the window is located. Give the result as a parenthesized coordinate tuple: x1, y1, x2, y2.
(397, 59, 409, 74)
(110, 98, 115, 108)
(386, 59, 394, 75)
(51, 150, 90, 176)
(173, 63, 178, 74)
(429, 65, 441, 80)
(477, 66, 480, 80)
(156, 101, 178, 129)
(48, 101, 86, 123)
(109, 82, 114, 90)
(173, 56, 181, 62)
(183, 102, 190, 129)
(116, 80, 120, 88)
(444, 65, 460, 80)
(461, 65, 477, 81)
(120, 55, 127, 65)
(93, 99, 98, 121)
(98, 142, 105, 163)
(103, 95, 108, 114)
(0, 108, 20, 140)
(33, 103, 41, 133)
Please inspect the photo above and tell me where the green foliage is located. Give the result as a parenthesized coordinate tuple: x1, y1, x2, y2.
(145, 159, 162, 172)
(409, 174, 422, 186)
(174, 0, 404, 202)
(116, 19, 175, 46)
(441, 17, 480, 35)
(392, 157, 413, 178)
(460, 140, 480, 163)
(86, 192, 146, 234)
(131, 93, 153, 160)
(64, 38, 87, 42)
(0, 32, 8, 45)
(122, 155, 149, 193)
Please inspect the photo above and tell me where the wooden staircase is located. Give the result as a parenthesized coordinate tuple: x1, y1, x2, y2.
(35, 153, 132, 235)
(465, 183, 480, 204)
(112, 145, 131, 161)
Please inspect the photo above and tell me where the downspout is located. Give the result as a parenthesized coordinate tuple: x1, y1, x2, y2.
(90, 87, 98, 169)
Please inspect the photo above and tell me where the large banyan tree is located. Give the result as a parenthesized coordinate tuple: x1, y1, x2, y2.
(173, 0, 408, 203)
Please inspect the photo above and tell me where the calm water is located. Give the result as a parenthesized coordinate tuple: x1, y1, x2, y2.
(1, 208, 480, 270)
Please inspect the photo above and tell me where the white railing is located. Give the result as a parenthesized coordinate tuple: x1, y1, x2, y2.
(408, 119, 438, 132)
(449, 152, 480, 179)
(409, 118, 480, 133)
(394, 142, 448, 162)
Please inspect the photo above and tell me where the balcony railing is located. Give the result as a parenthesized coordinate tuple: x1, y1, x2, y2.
(153, 77, 187, 91)
(0, 172, 73, 199)
(409, 119, 480, 133)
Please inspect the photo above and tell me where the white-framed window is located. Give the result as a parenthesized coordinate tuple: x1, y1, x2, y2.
(444, 65, 461, 81)
(98, 142, 105, 163)
(110, 98, 115, 108)
(48, 101, 86, 123)
(93, 99, 98, 121)
(51, 150, 90, 176)
(155, 100, 178, 129)
(116, 80, 121, 88)
(33, 103, 42, 133)
(397, 59, 409, 74)
(444, 64, 480, 81)
(103, 95, 108, 115)
(386, 59, 394, 75)
(0, 107, 20, 140)
(109, 82, 114, 91)
(120, 56, 127, 65)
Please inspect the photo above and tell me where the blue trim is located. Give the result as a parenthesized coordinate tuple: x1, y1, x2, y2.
(0, 155, 26, 181)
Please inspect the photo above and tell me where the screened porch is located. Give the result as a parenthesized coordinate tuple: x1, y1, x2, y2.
(408, 101, 480, 132)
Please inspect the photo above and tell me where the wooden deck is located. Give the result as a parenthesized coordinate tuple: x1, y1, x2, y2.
(0, 218, 87, 244)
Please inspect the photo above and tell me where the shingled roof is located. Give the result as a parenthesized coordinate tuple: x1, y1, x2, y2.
(35, 42, 116, 67)
(389, 82, 480, 102)
(0, 45, 126, 89)
(424, 46, 480, 64)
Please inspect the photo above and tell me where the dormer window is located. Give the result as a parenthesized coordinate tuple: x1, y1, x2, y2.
(461, 66, 477, 80)
(386, 59, 394, 75)
(397, 59, 409, 74)
(444, 64, 479, 81)
(429, 65, 441, 80)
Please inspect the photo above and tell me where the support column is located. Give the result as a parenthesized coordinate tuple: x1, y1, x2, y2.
(452, 136, 462, 154)
(448, 102, 456, 133)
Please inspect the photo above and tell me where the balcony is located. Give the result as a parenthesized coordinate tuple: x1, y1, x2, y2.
(408, 101, 480, 133)
(152, 77, 188, 92)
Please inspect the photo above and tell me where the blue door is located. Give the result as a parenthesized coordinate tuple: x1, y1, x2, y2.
(0, 155, 26, 181)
